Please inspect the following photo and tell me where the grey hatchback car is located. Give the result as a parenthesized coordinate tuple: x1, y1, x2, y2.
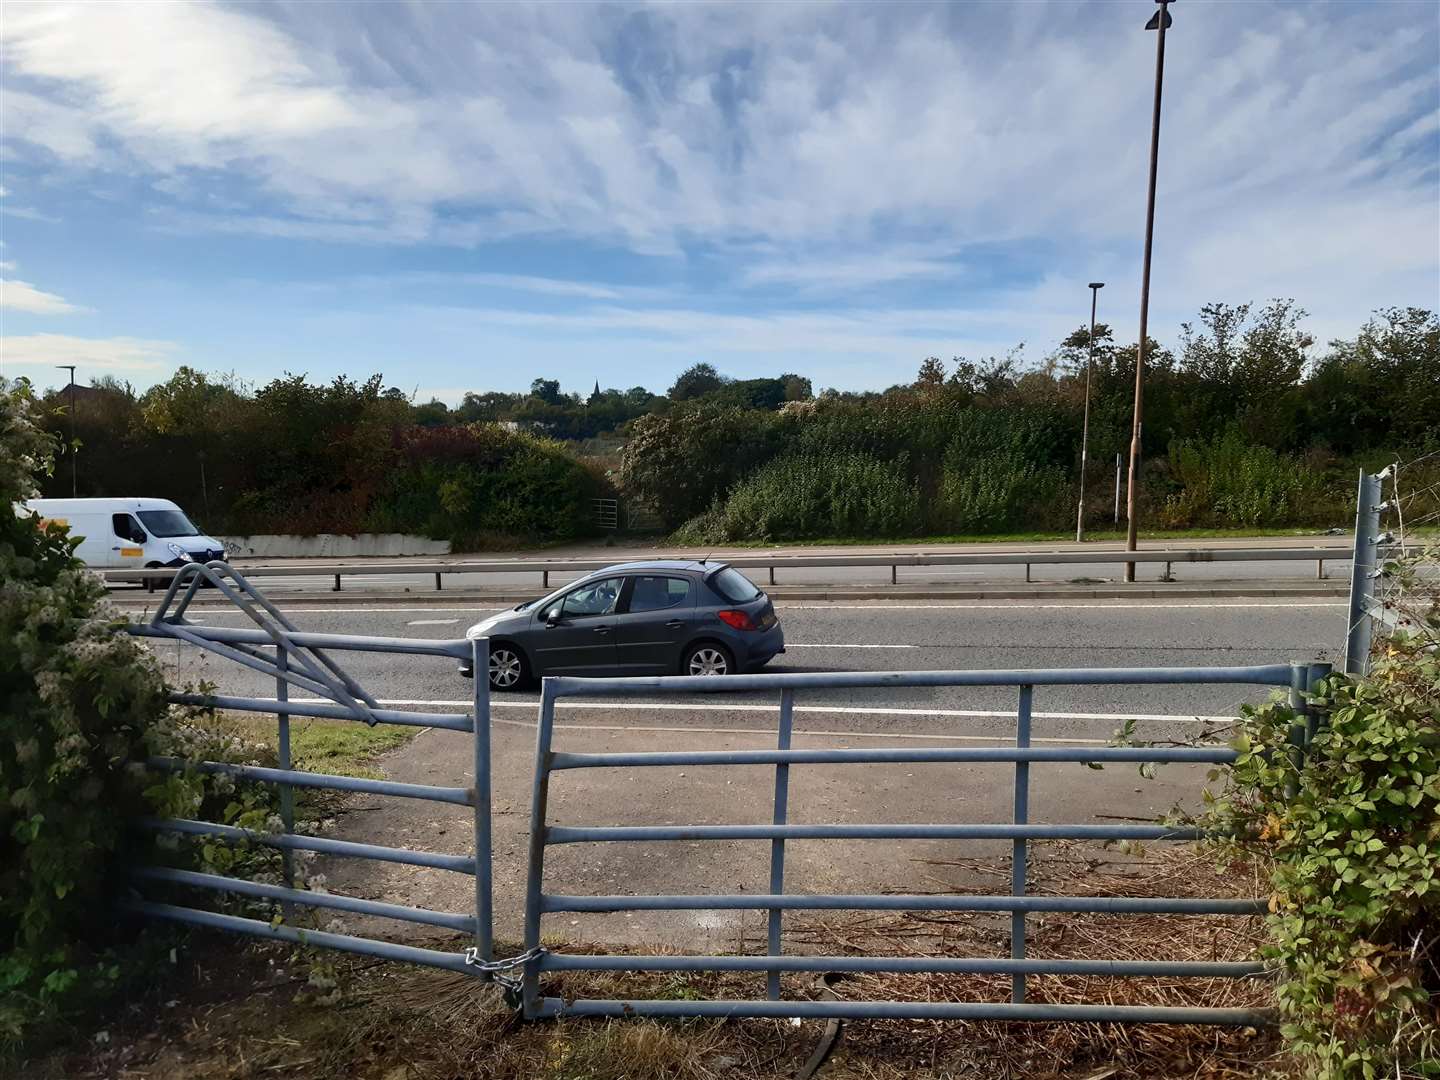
(462, 561, 784, 690)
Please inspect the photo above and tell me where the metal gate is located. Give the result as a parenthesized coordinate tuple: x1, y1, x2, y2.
(518, 663, 1329, 1024)
(123, 566, 1331, 1024)
(123, 562, 506, 982)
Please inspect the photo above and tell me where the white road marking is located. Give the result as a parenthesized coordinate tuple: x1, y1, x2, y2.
(783, 602, 1346, 611)
(118, 600, 1341, 615)
(406, 618, 459, 626)
(291, 697, 1233, 724)
(786, 643, 917, 649)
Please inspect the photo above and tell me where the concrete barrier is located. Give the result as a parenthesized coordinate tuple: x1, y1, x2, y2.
(217, 534, 451, 558)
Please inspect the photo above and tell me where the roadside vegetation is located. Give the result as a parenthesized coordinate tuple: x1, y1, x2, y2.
(1, 379, 413, 1060)
(1195, 548, 1439, 1079)
(25, 302, 1438, 549)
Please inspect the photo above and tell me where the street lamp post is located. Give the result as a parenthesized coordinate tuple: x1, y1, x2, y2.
(55, 365, 77, 497)
(1124, 0, 1173, 582)
(1075, 281, 1104, 542)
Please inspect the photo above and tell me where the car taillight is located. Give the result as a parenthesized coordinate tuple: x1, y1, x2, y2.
(717, 609, 758, 631)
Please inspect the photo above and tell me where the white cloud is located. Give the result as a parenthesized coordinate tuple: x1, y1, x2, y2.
(0, 0, 1433, 363)
(1, 278, 83, 314)
(0, 260, 16, 271)
(0, 333, 176, 373)
(0, 204, 60, 223)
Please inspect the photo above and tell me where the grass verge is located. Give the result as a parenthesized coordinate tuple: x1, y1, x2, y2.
(691, 525, 1398, 549)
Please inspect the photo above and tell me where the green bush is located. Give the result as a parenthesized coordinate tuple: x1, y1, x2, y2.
(364, 423, 601, 547)
(621, 404, 789, 528)
(0, 379, 170, 1044)
(1203, 637, 1439, 1077)
(675, 451, 922, 542)
(1162, 430, 1334, 528)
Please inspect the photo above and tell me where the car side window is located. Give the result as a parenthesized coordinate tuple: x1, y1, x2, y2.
(557, 576, 623, 619)
(628, 575, 692, 613)
(112, 513, 146, 543)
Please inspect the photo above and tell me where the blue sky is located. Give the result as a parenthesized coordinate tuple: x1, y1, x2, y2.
(1, 0, 1437, 403)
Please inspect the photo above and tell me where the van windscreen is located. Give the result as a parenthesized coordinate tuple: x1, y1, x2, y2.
(137, 510, 200, 537)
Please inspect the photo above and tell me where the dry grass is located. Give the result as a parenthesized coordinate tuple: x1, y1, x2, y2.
(28, 843, 1289, 1080)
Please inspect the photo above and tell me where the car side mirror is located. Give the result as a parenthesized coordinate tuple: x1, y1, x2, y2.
(545, 608, 562, 627)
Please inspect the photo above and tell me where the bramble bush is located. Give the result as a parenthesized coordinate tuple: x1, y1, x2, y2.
(1202, 635, 1439, 1078)
(0, 379, 290, 1051)
(1, 378, 171, 1043)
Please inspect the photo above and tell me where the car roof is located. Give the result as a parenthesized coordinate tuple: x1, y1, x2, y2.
(589, 559, 718, 575)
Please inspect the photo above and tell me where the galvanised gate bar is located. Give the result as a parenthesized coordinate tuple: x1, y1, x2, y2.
(122, 561, 501, 980)
(520, 663, 1330, 1024)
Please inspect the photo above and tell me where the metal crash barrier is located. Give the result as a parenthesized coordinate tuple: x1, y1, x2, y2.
(121, 561, 517, 984)
(519, 663, 1330, 1025)
(102, 543, 1353, 592)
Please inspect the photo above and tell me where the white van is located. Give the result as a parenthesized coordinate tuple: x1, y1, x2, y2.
(18, 497, 227, 571)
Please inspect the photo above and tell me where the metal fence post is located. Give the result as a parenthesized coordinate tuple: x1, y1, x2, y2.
(1345, 470, 1382, 675)
(767, 689, 794, 1001)
(276, 645, 294, 913)
(1011, 685, 1033, 1003)
(1285, 664, 1311, 799)
(522, 681, 558, 1016)
(471, 637, 493, 964)
(1306, 662, 1333, 743)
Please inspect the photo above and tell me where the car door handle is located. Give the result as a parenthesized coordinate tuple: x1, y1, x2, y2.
(592, 625, 611, 634)
(665, 619, 685, 629)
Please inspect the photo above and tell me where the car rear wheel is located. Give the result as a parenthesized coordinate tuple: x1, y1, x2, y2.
(488, 645, 528, 691)
(683, 642, 734, 677)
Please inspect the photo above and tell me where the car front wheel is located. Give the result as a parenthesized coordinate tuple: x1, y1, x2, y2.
(683, 642, 734, 677)
(489, 645, 528, 691)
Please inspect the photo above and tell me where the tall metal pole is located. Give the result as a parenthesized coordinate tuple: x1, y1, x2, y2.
(1075, 282, 1104, 542)
(1124, 0, 1172, 582)
(1344, 470, 1382, 675)
(1114, 453, 1122, 525)
(56, 365, 77, 496)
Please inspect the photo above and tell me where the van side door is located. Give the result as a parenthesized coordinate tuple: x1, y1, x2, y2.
(109, 512, 149, 567)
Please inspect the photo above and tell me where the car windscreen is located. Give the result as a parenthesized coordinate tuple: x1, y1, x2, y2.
(708, 566, 762, 604)
(137, 510, 200, 538)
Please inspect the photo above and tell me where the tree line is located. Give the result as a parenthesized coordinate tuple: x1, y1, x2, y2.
(28, 302, 1438, 545)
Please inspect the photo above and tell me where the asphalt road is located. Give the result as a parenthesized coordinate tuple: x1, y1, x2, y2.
(132, 594, 1343, 948)
(143, 596, 1343, 733)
